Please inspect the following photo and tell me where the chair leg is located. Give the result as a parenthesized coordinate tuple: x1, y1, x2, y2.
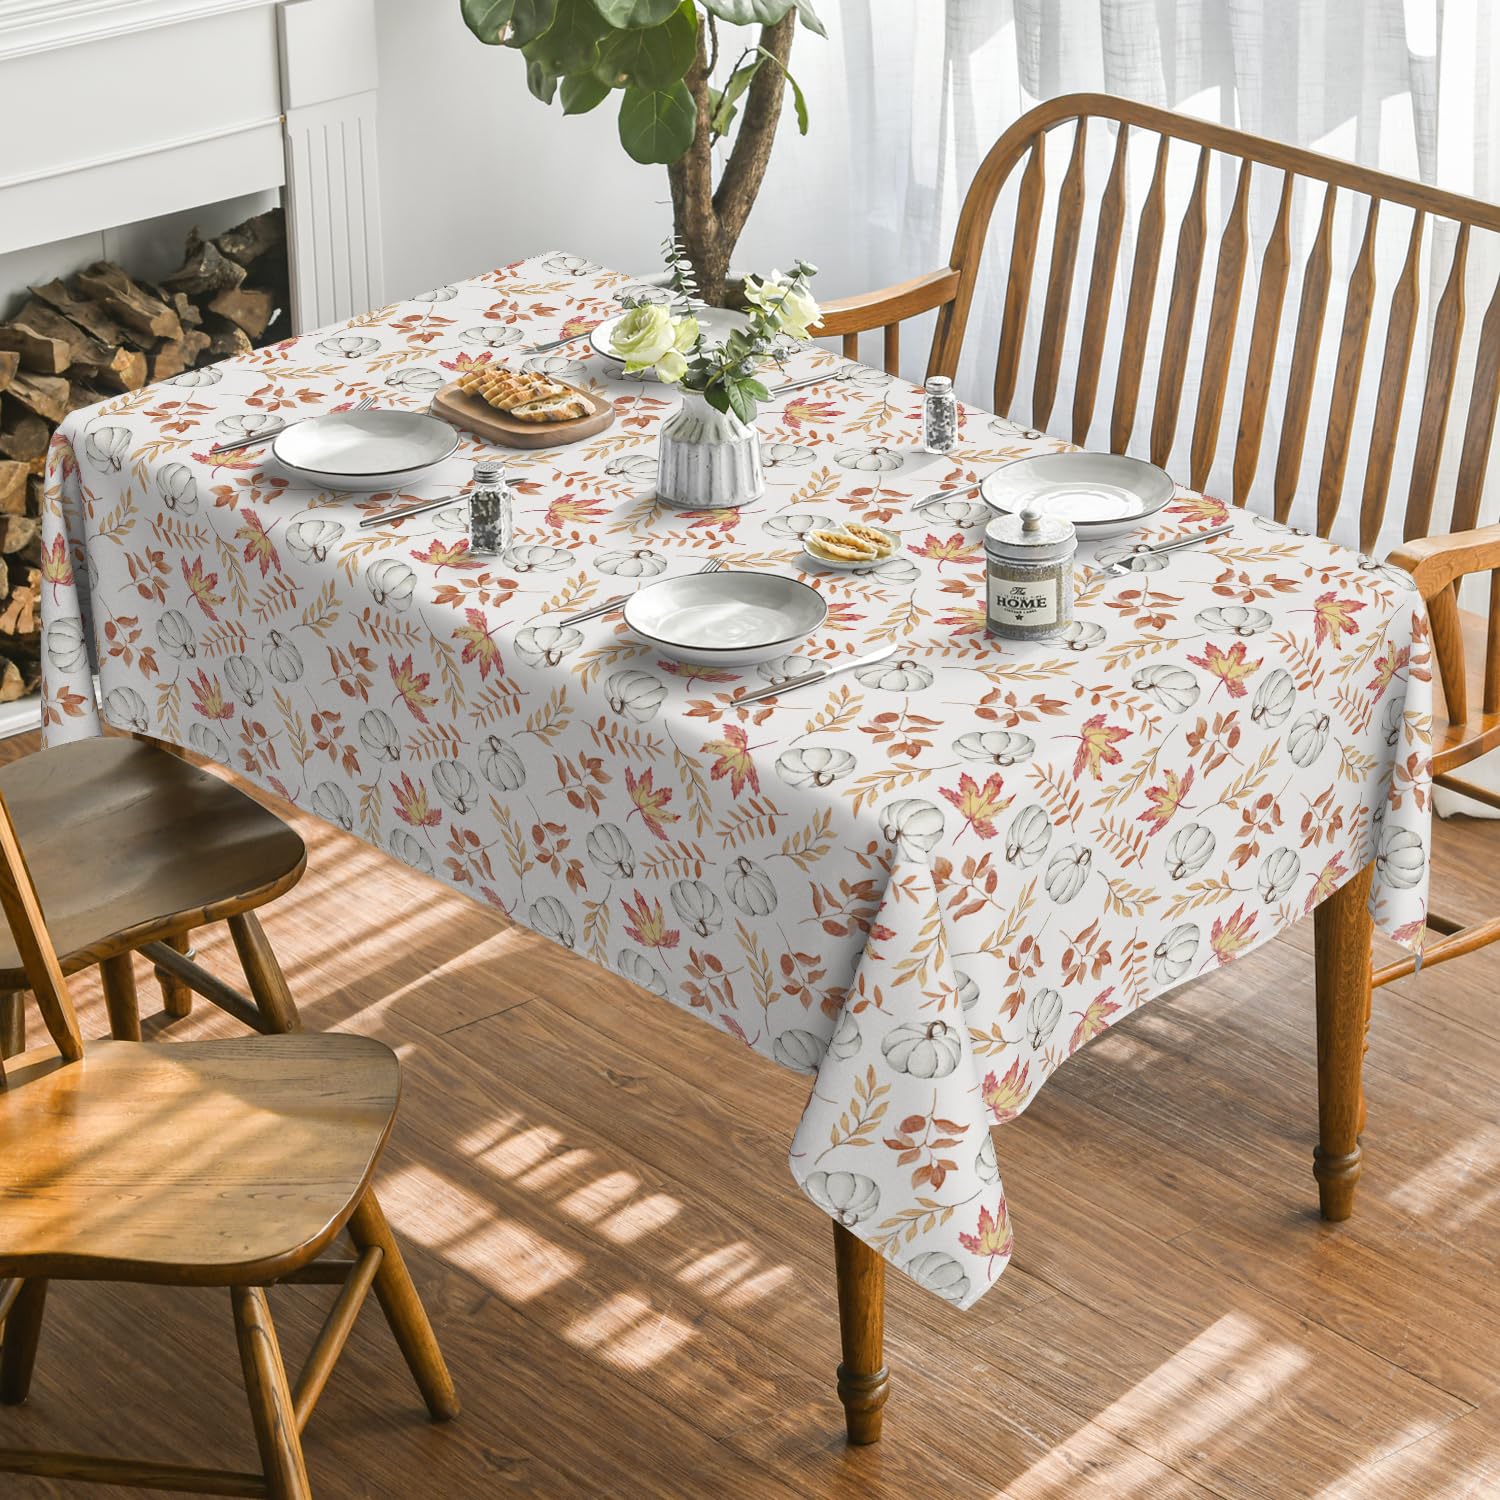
(154, 933, 195, 1018)
(232, 1286, 312, 1500)
(346, 1191, 459, 1422)
(227, 913, 302, 1034)
(0, 1279, 47, 1405)
(0, 990, 23, 1058)
(99, 954, 142, 1043)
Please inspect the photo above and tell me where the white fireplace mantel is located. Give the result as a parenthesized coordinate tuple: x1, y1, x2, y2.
(0, 0, 277, 59)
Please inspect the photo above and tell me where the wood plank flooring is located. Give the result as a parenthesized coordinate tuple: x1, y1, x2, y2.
(2, 730, 1498, 1498)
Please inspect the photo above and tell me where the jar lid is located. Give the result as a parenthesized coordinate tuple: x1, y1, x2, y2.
(925, 375, 953, 394)
(984, 504, 1076, 562)
(472, 459, 504, 483)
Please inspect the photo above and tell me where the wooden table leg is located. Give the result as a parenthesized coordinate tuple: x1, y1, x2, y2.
(1312, 859, 1374, 1221)
(832, 1222, 888, 1444)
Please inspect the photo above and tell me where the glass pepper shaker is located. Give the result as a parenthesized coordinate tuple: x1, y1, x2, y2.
(983, 504, 1077, 641)
(922, 374, 957, 454)
(467, 459, 512, 558)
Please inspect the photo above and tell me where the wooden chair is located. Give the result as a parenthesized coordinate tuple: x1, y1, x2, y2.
(0, 772, 457, 1497)
(821, 94, 1500, 1040)
(0, 735, 310, 1059)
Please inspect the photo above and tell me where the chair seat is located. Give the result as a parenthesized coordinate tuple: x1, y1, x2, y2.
(0, 737, 305, 987)
(0, 1033, 398, 1284)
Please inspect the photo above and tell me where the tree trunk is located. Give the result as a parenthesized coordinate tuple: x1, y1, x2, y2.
(667, 14, 796, 306)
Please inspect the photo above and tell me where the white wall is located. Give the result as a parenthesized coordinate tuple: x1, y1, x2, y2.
(371, 0, 870, 299)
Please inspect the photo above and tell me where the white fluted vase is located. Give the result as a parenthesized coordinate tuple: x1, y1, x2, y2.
(656, 388, 764, 510)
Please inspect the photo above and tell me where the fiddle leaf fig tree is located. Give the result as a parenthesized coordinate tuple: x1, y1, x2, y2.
(459, 0, 824, 305)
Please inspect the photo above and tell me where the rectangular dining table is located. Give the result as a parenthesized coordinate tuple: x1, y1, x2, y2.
(39, 251, 1433, 1444)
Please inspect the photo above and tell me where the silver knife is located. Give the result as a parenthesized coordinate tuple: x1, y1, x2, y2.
(1098, 521, 1234, 574)
(767, 368, 847, 397)
(518, 332, 592, 355)
(359, 492, 467, 529)
(734, 643, 898, 707)
(211, 395, 375, 454)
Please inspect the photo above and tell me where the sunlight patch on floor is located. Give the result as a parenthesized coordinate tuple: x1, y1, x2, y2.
(564, 1292, 696, 1370)
(1387, 1126, 1500, 1230)
(675, 1241, 795, 1308)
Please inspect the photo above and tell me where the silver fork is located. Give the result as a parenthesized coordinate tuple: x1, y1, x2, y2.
(211, 394, 375, 454)
(519, 332, 592, 355)
(1097, 522, 1234, 574)
(557, 557, 725, 627)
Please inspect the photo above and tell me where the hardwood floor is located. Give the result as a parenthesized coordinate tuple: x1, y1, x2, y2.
(2, 730, 1498, 1497)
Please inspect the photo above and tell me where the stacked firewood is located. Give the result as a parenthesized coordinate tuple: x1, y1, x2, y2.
(0, 208, 287, 702)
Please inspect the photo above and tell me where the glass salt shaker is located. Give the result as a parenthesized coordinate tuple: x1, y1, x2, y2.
(467, 459, 512, 558)
(922, 375, 957, 454)
(983, 504, 1076, 641)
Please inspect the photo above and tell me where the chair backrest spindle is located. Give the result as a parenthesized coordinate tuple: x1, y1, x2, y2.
(1109, 133, 1171, 454)
(1150, 144, 1211, 466)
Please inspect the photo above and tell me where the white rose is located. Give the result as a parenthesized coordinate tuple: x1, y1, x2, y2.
(745, 271, 822, 340)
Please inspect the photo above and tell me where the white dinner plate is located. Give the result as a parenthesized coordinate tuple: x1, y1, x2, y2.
(272, 409, 458, 491)
(591, 307, 754, 376)
(980, 452, 1176, 539)
(623, 570, 828, 666)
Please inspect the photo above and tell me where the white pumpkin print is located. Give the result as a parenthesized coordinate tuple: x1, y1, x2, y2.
(1377, 826, 1426, 890)
(755, 653, 819, 686)
(261, 630, 304, 683)
(975, 1133, 1001, 1185)
(1381, 692, 1406, 747)
(777, 746, 857, 788)
(432, 760, 480, 813)
(155, 610, 196, 659)
(954, 968, 980, 1013)
(828, 1008, 861, 1060)
(543, 252, 596, 276)
(1061, 620, 1107, 651)
(1045, 845, 1092, 903)
(863, 556, 921, 585)
(669, 879, 724, 937)
(103, 687, 148, 732)
(1258, 847, 1301, 903)
(586, 823, 635, 878)
(156, 462, 199, 514)
(459, 324, 523, 348)
(479, 735, 526, 789)
(1005, 803, 1052, 866)
(603, 454, 659, 483)
(616, 949, 669, 996)
(315, 334, 381, 357)
(954, 730, 1035, 766)
(413, 284, 458, 302)
(358, 709, 401, 761)
(725, 855, 777, 914)
(366, 558, 416, 611)
(1165, 823, 1215, 880)
(286, 519, 344, 564)
(833, 365, 893, 390)
(905, 1251, 971, 1305)
(1131, 664, 1199, 713)
(856, 658, 933, 692)
(384, 367, 443, 393)
(880, 798, 946, 857)
(529, 896, 576, 948)
(502, 543, 572, 573)
(1026, 988, 1063, 1049)
(1151, 924, 1200, 984)
(596, 548, 667, 578)
(918, 496, 990, 528)
(804, 1171, 880, 1228)
(169, 365, 221, 387)
(515, 624, 584, 667)
(1195, 604, 1273, 636)
(388, 828, 433, 874)
(311, 781, 355, 831)
(881, 1019, 962, 1078)
(1251, 667, 1296, 728)
(215, 412, 279, 441)
(773, 1028, 827, 1073)
(1095, 543, 1170, 574)
(188, 724, 229, 763)
(85, 425, 129, 471)
(835, 445, 904, 472)
(762, 442, 815, 468)
(45, 619, 87, 673)
(223, 655, 264, 706)
(764, 511, 834, 540)
(606, 669, 667, 724)
(1287, 710, 1331, 768)
(522, 355, 587, 380)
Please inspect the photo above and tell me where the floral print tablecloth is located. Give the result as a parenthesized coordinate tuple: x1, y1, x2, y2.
(40, 253, 1433, 1309)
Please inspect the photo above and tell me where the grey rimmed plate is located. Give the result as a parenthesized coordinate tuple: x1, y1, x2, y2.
(273, 409, 458, 491)
(980, 452, 1176, 539)
(623, 570, 827, 666)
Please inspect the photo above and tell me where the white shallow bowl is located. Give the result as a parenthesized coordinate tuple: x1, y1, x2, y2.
(980, 451, 1175, 539)
(273, 409, 458, 491)
(591, 307, 753, 376)
(623, 570, 827, 666)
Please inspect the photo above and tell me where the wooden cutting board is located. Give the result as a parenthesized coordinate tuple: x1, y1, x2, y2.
(430, 378, 614, 449)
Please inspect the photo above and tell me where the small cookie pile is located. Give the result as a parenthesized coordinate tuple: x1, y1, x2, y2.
(804, 523, 899, 563)
(457, 366, 591, 423)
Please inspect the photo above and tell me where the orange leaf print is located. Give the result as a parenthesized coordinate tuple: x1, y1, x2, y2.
(703, 723, 760, 797)
(957, 1201, 1014, 1265)
(188, 669, 233, 721)
(236, 509, 280, 577)
(936, 602, 988, 634)
(1304, 854, 1349, 914)
(1311, 591, 1365, 648)
(391, 773, 440, 828)
(453, 609, 501, 680)
(1138, 766, 1194, 835)
(939, 772, 1013, 839)
(545, 493, 608, 529)
(1367, 644, 1409, 700)
(1069, 713, 1130, 781)
(1068, 986, 1120, 1054)
(412, 537, 482, 570)
(625, 766, 679, 840)
(621, 890, 680, 953)
(981, 1057, 1030, 1124)
(1186, 640, 1262, 700)
(181, 556, 225, 620)
(911, 531, 982, 568)
(388, 653, 437, 723)
(780, 396, 841, 430)
(41, 535, 74, 596)
(1209, 903, 1258, 962)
